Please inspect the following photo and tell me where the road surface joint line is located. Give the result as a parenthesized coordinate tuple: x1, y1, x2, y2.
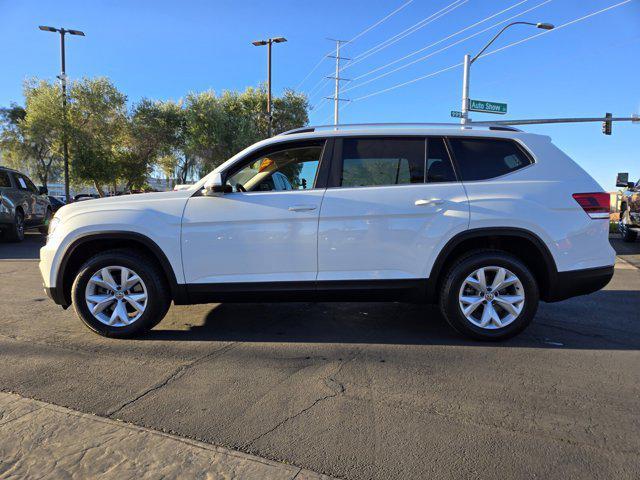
(0, 391, 336, 479)
(106, 341, 238, 417)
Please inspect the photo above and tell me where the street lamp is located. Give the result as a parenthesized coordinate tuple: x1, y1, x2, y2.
(38, 26, 85, 203)
(252, 36, 287, 137)
(460, 22, 554, 125)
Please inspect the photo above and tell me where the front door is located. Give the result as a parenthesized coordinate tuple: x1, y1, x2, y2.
(318, 136, 469, 282)
(181, 140, 328, 285)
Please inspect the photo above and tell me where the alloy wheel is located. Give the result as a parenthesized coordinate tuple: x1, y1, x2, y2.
(85, 266, 148, 327)
(458, 266, 525, 329)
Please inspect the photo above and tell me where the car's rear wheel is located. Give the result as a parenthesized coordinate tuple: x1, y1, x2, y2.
(71, 250, 170, 338)
(439, 250, 539, 341)
(5, 210, 25, 242)
(620, 224, 637, 243)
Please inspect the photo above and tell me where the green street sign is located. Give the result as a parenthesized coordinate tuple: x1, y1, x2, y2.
(450, 110, 463, 118)
(469, 99, 507, 114)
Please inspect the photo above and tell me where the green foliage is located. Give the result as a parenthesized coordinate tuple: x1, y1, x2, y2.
(1, 78, 309, 192)
(67, 77, 128, 195)
(0, 80, 64, 187)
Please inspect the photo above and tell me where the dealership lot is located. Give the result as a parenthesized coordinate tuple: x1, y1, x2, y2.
(0, 233, 639, 479)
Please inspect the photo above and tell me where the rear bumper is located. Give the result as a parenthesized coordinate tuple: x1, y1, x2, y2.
(545, 265, 614, 302)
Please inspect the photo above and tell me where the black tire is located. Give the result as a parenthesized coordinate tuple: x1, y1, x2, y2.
(71, 249, 171, 338)
(439, 250, 539, 341)
(621, 225, 637, 243)
(6, 209, 25, 242)
(39, 208, 52, 235)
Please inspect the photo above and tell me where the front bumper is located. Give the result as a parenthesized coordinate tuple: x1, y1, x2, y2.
(545, 265, 614, 302)
(44, 285, 70, 308)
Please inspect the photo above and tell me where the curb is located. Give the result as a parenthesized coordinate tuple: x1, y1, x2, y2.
(0, 391, 336, 479)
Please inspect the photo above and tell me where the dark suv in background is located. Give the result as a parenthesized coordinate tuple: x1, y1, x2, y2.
(0, 166, 52, 242)
(617, 172, 640, 242)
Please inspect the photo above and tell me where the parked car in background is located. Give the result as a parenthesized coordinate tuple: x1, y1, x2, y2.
(616, 172, 640, 242)
(48, 196, 66, 213)
(0, 166, 52, 242)
(73, 193, 100, 202)
(41, 124, 614, 341)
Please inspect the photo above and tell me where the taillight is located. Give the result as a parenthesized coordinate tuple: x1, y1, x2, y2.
(572, 192, 610, 219)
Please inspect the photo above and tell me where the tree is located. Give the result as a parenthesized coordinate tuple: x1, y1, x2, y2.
(67, 77, 127, 196)
(117, 99, 185, 190)
(183, 86, 309, 176)
(0, 80, 64, 189)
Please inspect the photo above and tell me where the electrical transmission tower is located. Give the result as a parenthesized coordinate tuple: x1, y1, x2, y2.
(325, 39, 351, 126)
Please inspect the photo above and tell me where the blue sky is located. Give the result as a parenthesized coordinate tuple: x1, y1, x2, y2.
(1, 0, 638, 190)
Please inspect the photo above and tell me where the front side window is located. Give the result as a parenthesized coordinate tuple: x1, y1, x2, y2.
(226, 144, 323, 192)
(448, 138, 532, 181)
(340, 138, 424, 188)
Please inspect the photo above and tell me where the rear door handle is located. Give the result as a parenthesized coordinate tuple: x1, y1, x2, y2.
(288, 205, 317, 212)
(415, 198, 444, 206)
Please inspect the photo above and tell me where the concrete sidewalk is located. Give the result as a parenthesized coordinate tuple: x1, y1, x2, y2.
(0, 391, 335, 479)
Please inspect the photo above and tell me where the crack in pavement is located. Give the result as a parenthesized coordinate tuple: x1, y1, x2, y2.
(244, 359, 349, 448)
(106, 342, 237, 417)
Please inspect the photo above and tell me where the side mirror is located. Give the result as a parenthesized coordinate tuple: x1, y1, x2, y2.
(616, 172, 629, 188)
(39, 186, 48, 195)
(203, 172, 225, 196)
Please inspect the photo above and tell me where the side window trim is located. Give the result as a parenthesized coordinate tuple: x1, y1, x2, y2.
(222, 138, 330, 193)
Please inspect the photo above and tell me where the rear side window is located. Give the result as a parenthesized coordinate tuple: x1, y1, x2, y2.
(448, 138, 532, 181)
(340, 138, 424, 187)
(426, 138, 456, 183)
(0, 171, 11, 188)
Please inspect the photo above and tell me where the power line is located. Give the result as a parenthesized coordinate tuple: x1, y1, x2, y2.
(344, 0, 553, 93)
(352, 0, 540, 82)
(296, 0, 415, 90)
(341, 0, 469, 73)
(351, 0, 633, 102)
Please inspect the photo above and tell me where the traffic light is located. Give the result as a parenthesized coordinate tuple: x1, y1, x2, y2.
(602, 112, 612, 135)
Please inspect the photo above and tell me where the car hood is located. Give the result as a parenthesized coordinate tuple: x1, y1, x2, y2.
(55, 190, 193, 220)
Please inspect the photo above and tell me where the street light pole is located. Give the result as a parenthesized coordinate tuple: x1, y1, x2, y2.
(460, 21, 553, 126)
(252, 36, 287, 137)
(39, 26, 85, 203)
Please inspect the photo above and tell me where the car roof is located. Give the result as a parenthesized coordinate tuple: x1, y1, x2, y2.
(278, 122, 523, 137)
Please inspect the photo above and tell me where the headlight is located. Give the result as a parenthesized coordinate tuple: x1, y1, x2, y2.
(48, 216, 61, 237)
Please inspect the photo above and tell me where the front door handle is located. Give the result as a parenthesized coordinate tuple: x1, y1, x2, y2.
(415, 198, 444, 206)
(288, 205, 317, 212)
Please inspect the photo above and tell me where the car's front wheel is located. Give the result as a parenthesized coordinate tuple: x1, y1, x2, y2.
(5, 210, 25, 242)
(439, 250, 539, 341)
(71, 250, 170, 338)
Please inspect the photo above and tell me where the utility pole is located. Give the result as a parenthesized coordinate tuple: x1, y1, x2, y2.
(252, 37, 287, 137)
(39, 26, 85, 203)
(325, 39, 350, 127)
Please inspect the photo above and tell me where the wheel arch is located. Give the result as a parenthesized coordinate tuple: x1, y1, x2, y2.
(427, 228, 558, 303)
(56, 231, 186, 307)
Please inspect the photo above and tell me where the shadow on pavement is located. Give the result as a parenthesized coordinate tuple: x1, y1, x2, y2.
(0, 233, 44, 260)
(145, 288, 640, 351)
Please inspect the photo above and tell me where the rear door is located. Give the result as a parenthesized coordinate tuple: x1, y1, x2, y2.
(317, 136, 469, 282)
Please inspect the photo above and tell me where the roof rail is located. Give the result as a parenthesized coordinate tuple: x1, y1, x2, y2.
(279, 122, 521, 135)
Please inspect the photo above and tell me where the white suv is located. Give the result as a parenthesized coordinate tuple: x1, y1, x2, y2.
(40, 124, 615, 341)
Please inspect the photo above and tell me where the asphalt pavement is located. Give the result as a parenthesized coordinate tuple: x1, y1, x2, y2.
(0, 232, 638, 479)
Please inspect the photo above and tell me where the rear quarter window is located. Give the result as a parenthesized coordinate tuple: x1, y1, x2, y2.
(448, 138, 532, 181)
